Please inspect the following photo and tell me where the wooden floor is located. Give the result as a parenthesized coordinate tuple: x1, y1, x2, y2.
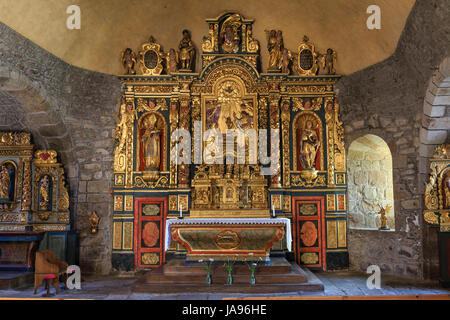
(133, 258, 324, 294)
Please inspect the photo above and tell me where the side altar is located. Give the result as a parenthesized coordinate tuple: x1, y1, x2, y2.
(0, 132, 72, 270)
(112, 12, 348, 271)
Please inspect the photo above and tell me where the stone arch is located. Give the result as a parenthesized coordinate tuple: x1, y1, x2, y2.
(420, 56, 450, 279)
(0, 67, 75, 168)
(347, 134, 395, 230)
(420, 56, 450, 165)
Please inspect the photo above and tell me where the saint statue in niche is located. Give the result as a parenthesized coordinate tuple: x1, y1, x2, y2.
(0, 164, 13, 201)
(178, 30, 195, 71)
(39, 175, 50, 210)
(299, 120, 321, 170)
(140, 113, 161, 170)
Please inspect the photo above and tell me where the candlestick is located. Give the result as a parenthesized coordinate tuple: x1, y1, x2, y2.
(179, 203, 183, 219)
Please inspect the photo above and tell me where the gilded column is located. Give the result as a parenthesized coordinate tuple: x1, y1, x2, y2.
(269, 94, 281, 188)
(325, 96, 335, 187)
(169, 98, 179, 188)
(22, 158, 32, 211)
(178, 95, 191, 187)
(334, 99, 346, 172)
(281, 98, 290, 187)
(125, 97, 136, 188)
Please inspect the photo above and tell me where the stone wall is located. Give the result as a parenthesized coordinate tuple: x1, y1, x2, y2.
(0, 23, 122, 274)
(347, 134, 395, 229)
(337, 0, 450, 279)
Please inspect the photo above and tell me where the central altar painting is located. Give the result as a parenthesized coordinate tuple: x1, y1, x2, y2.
(112, 12, 348, 271)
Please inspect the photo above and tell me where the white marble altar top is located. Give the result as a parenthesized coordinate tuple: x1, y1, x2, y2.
(164, 218, 292, 252)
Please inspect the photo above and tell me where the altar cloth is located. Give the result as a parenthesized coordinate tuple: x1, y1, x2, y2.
(165, 218, 292, 252)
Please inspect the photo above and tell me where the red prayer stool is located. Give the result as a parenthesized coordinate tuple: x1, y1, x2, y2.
(42, 274, 57, 297)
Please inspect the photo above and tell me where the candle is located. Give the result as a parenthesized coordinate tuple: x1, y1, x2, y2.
(179, 203, 183, 218)
(272, 204, 275, 218)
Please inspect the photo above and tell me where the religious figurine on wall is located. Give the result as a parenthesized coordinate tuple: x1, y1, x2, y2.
(140, 113, 161, 170)
(0, 164, 11, 201)
(377, 204, 391, 230)
(320, 48, 337, 74)
(178, 30, 195, 71)
(121, 48, 137, 75)
(39, 175, 50, 210)
(220, 13, 241, 53)
(166, 49, 179, 74)
(281, 48, 293, 74)
(299, 120, 320, 169)
(266, 30, 283, 71)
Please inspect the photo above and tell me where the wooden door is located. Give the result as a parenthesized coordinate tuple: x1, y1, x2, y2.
(134, 197, 167, 268)
(292, 196, 326, 270)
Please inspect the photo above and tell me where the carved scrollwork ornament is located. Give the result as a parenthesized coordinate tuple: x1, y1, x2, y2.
(138, 36, 165, 75)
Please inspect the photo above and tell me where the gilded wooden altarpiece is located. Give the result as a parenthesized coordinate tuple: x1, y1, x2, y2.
(0, 132, 71, 270)
(113, 12, 348, 271)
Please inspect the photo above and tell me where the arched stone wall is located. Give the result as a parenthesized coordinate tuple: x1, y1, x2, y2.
(347, 134, 395, 230)
(0, 22, 122, 274)
(337, 0, 450, 279)
(419, 57, 450, 280)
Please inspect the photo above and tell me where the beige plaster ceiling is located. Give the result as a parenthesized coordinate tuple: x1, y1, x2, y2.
(0, 0, 415, 75)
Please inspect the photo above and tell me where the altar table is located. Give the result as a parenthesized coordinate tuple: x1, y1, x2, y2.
(165, 218, 292, 261)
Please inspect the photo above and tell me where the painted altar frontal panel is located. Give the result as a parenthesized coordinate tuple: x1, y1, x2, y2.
(112, 12, 348, 271)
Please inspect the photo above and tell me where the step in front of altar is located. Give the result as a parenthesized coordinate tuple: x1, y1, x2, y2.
(133, 258, 324, 294)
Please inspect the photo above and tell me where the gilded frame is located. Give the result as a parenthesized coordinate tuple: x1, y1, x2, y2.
(201, 75, 258, 162)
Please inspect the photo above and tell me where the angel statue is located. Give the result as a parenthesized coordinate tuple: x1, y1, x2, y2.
(281, 48, 293, 74)
(320, 48, 337, 74)
(377, 204, 391, 230)
(121, 48, 137, 75)
(166, 48, 179, 74)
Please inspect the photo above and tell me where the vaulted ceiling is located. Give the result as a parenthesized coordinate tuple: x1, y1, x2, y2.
(0, 0, 415, 75)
